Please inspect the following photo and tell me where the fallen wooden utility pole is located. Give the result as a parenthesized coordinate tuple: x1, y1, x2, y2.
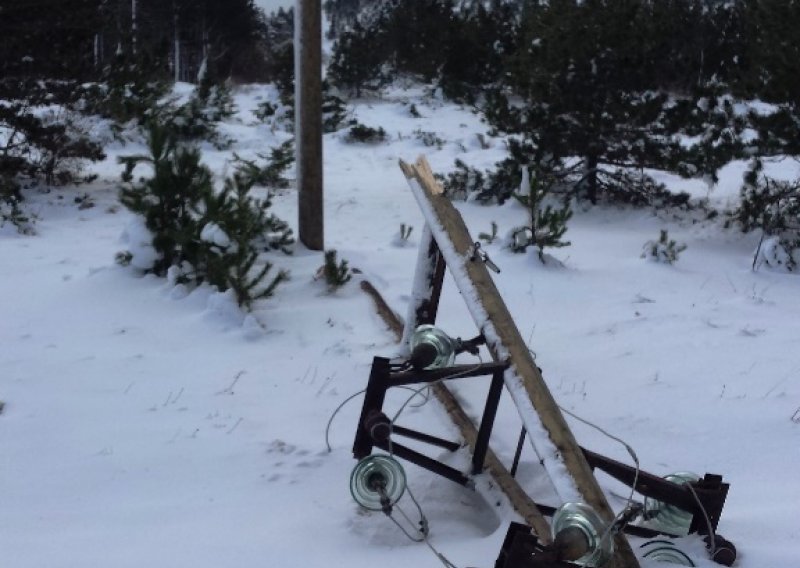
(398, 157, 640, 568)
(360, 280, 553, 540)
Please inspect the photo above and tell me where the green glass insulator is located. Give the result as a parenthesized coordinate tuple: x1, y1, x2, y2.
(349, 455, 406, 511)
(644, 472, 701, 536)
(641, 542, 696, 566)
(409, 324, 456, 370)
(552, 502, 614, 567)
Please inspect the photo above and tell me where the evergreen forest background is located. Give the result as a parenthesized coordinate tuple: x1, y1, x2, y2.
(2, 0, 800, 240)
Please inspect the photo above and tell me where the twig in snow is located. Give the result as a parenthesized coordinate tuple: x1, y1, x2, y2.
(791, 408, 800, 424)
(227, 418, 243, 434)
(217, 371, 245, 395)
(316, 373, 335, 397)
(761, 364, 799, 399)
(752, 230, 767, 271)
(163, 388, 185, 406)
(526, 324, 536, 349)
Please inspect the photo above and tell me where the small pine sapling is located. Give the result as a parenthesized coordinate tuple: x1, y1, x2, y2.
(414, 129, 445, 149)
(119, 123, 212, 275)
(0, 177, 35, 234)
(441, 159, 484, 201)
(118, 124, 292, 309)
(510, 167, 572, 262)
(733, 160, 800, 272)
(199, 173, 291, 308)
(641, 230, 687, 264)
(753, 236, 797, 272)
(254, 100, 278, 121)
(322, 249, 352, 291)
(81, 57, 169, 125)
(344, 123, 387, 144)
(392, 223, 414, 247)
(478, 221, 498, 244)
(322, 90, 351, 133)
(148, 84, 234, 149)
(399, 223, 413, 241)
(233, 139, 295, 190)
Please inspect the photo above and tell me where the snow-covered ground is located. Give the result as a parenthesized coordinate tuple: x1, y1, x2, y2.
(255, 0, 293, 15)
(2, 84, 799, 568)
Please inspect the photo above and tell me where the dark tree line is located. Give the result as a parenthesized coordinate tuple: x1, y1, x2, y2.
(0, 0, 270, 84)
(328, 0, 519, 99)
(327, 0, 799, 107)
(327, 0, 800, 204)
(0, 0, 283, 229)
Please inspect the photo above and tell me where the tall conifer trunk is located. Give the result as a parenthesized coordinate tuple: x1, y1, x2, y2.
(131, 0, 137, 55)
(173, 3, 181, 82)
(585, 153, 598, 205)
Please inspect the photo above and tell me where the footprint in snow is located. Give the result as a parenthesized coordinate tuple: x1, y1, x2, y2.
(264, 439, 327, 482)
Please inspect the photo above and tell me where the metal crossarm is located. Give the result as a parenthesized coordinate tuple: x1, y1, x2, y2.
(352, 356, 510, 480)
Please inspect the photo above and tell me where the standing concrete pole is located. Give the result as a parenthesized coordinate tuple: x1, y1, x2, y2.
(295, 0, 324, 251)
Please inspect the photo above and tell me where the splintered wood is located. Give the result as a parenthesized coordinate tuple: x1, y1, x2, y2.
(398, 156, 640, 568)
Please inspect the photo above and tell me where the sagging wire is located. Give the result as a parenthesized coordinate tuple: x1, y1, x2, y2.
(521, 348, 691, 565)
(557, 404, 641, 507)
(330, 355, 485, 568)
(537, 358, 688, 562)
(684, 480, 719, 558)
(325, 351, 477, 452)
(380, 359, 486, 568)
(385, 486, 466, 568)
(556, 403, 717, 565)
(325, 388, 367, 452)
(385, 495, 427, 543)
(556, 404, 641, 566)
(325, 384, 434, 452)
(387, 357, 485, 454)
(374, 478, 463, 568)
